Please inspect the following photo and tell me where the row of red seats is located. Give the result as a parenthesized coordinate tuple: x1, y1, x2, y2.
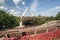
(21, 30, 60, 40)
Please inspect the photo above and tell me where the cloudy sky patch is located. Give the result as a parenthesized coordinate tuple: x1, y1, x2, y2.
(0, 0, 60, 16)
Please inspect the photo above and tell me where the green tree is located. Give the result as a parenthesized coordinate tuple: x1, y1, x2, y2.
(55, 12, 60, 20)
(0, 10, 20, 30)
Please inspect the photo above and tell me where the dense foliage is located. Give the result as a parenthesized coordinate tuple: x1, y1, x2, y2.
(55, 12, 60, 20)
(0, 10, 20, 30)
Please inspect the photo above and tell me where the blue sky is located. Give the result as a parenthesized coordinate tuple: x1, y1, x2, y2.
(0, 0, 60, 16)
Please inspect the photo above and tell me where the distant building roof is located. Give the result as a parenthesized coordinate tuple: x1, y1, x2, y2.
(21, 17, 42, 21)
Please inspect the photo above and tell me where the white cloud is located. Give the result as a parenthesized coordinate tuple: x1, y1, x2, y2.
(22, 1, 25, 5)
(30, 0, 39, 11)
(40, 6, 60, 16)
(0, 0, 4, 3)
(0, 6, 7, 9)
(9, 9, 19, 15)
(16, 5, 19, 8)
(13, 0, 22, 5)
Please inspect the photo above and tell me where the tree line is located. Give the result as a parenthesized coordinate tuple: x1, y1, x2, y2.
(0, 10, 60, 30)
(34, 12, 60, 25)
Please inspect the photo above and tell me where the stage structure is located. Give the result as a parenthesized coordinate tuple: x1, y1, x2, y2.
(20, 8, 34, 27)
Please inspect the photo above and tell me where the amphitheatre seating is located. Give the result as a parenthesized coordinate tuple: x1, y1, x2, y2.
(21, 29, 60, 40)
(0, 20, 60, 40)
